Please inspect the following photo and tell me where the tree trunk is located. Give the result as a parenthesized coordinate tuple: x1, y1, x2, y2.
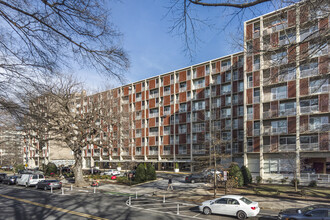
(73, 151, 88, 187)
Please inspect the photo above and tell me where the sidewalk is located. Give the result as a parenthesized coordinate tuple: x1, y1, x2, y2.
(97, 183, 330, 211)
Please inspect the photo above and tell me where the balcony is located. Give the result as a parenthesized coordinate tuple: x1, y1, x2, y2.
(253, 31, 260, 38)
(221, 65, 231, 72)
(263, 110, 278, 119)
(253, 96, 260, 103)
(135, 150, 142, 156)
(248, 81, 253, 88)
(263, 22, 288, 35)
(221, 114, 231, 119)
(310, 123, 330, 132)
(300, 105, 318, 114)
(253, 63, 260, 71)
(264, 126, 287, 135)
(279, 108, 296, 117)
(278, 144, 296, 152)
(300, 143, 319, 151)
(179, 87, 187, 93)
(247, 113, 253, 120)
(300, 68, 318, 78)
(163, 150, 171, 155)
(253, 129, 260, 136)
(149, 150, 158, 156)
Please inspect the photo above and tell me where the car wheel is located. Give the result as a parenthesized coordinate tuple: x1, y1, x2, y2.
(191, 180, 195, 184)
(7, 182, 10, 185)
(25, 183, 28, 188)
(237, 210, 247, 220)
(35, 185, 38, 189)
(44, 186, 48, 191)
(203, 207, 212, 215)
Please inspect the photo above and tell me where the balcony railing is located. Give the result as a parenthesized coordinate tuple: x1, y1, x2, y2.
(310, 123, 330, 132)
(163, 150, 171, 155)
(253, 96, 260, 103)
(253, 129, 260, 136)
(300, 143, 319, 151)
(279, 108, 296, 117)
(278, 144, 296, 152)
(300, 105, 318, 114)
(253, 63, 260, 71)
(253, 31, 260, 38)
(248, 81, 253, 88)
(221, 65, 231, 72)
(135, 151, 142, 156)
(300, 68, 318, 78)
(264, 126, 287, 135)
(149, 150, 158, 155)
(263, 110, 277, 119)
(247, 113, 253, 120)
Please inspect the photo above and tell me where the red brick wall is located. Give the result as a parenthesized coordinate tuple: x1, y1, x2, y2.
(288, 117, 296, 134)
(246, 88, 253, 104)
(179, 71, 186, 82)
(320, 93, 329, 112)
(247, 121, 252, 136)
(288, 9, 296, 27)
(288, 81, 296, 98)
(246, 23, 253, 40)
(246, 56, 252, 72)
(253, 104, 260, 120)
(253, 137, 260, 152)
(300, 78, 309, 96)
(253, 71, 260, 87)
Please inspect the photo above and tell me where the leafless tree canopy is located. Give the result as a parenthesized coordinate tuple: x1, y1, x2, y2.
(0, 0, 129, 114)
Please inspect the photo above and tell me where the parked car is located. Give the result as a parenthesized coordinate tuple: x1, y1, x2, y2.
(61, 167, 72, 173)
(278, 204, 330, 220)
(199, 195, 260, 219)
(103, 169, 120, 176)
(35, 180, 62, 190)
(185, 173, 208, 183)
(16, 173, 45, 187)
(2, 175, 18, 185)
(0, 173, 7, 183)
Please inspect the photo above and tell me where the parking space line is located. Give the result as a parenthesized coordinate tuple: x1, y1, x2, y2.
(0, 194, 109, 220)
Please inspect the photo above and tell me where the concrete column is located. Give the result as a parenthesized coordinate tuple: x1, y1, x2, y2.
(259, 16, 264, 180)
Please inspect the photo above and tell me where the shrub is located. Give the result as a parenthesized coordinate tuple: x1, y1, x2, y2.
(291, 178, 300, 186)
(256, 176, 262, 185)
(241, 165, 252, 186)
(266, 178, 273, 184)
(134, 163, 146, 183)
(300, 189, 307, 197)
(228, 163, 243, 187)
(308, 180, 317, 187)
(280, 177, 288, 184)
(146, 163, 156, 181)
(253, 188, 261, 195)
(44, 163, 57, 176)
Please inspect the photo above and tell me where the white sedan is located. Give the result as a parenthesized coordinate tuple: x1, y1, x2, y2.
(199, 195, 260, 219)
(102, 169, 120, 176)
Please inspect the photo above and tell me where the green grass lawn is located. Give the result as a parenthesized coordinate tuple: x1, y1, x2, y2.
(230, 184, 330, 199)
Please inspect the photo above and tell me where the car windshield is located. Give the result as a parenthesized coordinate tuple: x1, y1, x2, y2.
(240, 197, 253, 205)
(301, 206, 316, 213)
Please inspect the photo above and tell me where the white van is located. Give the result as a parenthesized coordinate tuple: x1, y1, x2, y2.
(16, 174, 45, 187)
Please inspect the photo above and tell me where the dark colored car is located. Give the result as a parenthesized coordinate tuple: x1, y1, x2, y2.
(61, 167, 72, 173)
(278, 204, 330, 220)
(2, 175, 18, 185)
(185, 173, 208, 183)
(0, 173, 7, 183)
(35, 180, 62, 190)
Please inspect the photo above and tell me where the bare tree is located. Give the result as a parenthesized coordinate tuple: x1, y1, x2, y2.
(20, 75, 127, 187)
(0, 0, 129, 116)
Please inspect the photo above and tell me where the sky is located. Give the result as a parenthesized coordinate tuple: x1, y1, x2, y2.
(77, 0, 281, 91)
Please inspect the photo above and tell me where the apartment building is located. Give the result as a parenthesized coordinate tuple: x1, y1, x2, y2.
(244, 1, 330, 179)
(0, 128, 24, 166)
(80, 53, 245, 171)
(24, 1, 329, 178)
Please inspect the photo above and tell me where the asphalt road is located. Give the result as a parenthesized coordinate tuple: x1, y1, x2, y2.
(0, 182, 278, 220)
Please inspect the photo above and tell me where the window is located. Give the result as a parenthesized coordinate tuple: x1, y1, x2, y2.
(225, 72, 231, 82)
(136, 147, 142, 155)
(221, 60, 231, 72)
(193, 78, 205, 89)
(179, 125, 187, 134)
(225, 96, 232, 105)
(179, 82, 187, 92)
(164, 126, 170, 135)
(164, 106, 171, 115)
(280, 136, 296, 145)
(179, 103, 187, 113)
(238, 130, 244, 140)
(149, 108, 159, 117)
(279, 102, 296, 116)
(205, 65, 210, 75)
(149, 127, 158, 136)
(271, 51, 287, 65)
(247, 106, 253, 120)
(271, 85, 287, 100)
(253, 56, 260, 70)
(232, 94, 238, 105)
(310, 116, 329, 131)
(221, 84, 232, 95)
(239, 82, 244, 92)
(136, 92, 142, 101)
(193, 144, 205, 154)
(254, 89, 260, 103)
(149, 146, 158, 155)
(310, 79, 329, 94)
(149, 88, 159, 98)
(187, 70, 191, 79)
(222, 132, 231, 140)
(279, 67, 296, 81)
(221, 108, 231, 118)
(300, 62, 318, 78)
(179, 145, 187, 154)
(136, 129, 142, 137)
(163, 146, 171, 155)
(193, 123, 205, 132)
(233, 119, 238, 129)
(193, 101, 205, 111)
(247, 75, 253, 88)
(300, 98, 318, 113)
(164, 86, 171, 95)
(271, 120, 287, 134)
(136, 111, 142, 120)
